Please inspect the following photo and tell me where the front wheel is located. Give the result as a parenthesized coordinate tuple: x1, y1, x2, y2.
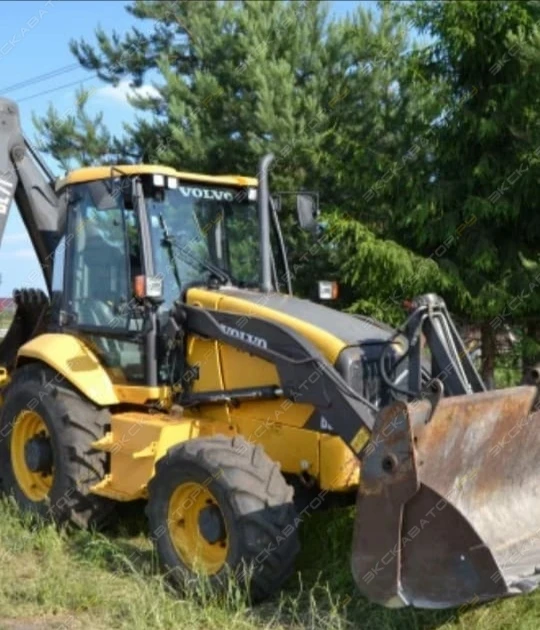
(146, 435, 300, 602)
(0, 363, 115, 528)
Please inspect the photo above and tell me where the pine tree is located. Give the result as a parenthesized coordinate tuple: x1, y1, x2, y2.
(34, 0, 421, 306)
(298, 1, 459, 322)
(389, 0, 540, 384)
(32, 1, 540, 389)
(65, 0, 331, 190)
(33, 88, 118, 172)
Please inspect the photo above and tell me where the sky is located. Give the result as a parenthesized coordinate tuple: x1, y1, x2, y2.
(0, 0, 368, 294)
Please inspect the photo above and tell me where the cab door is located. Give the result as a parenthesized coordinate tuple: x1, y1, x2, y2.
(58, 179, 146, 384)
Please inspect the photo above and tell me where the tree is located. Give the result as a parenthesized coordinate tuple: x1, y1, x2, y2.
(33, 88, 119, 172)
(33, 1, 540, 389)
(281, 2, 457, 311)
(398, 0, 540, 385)
(322, 1, 540, 384)
(35, 0, 426, 305)
(66, 0, 330, 189)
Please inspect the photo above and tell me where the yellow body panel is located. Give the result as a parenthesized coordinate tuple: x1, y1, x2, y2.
(92, 412, 201, 500)
(15, 293, 360, 500)
(176, 170, 257, 188)
(16, 335, 173, 409)
(319, 435, 360, 491)
(229, 397, 314, 429)
(234, 415, 320, 478)
(57, 164, 257, 191)
(186, 338, 225, 393)
(56, 164, 178, 190)
(17, 333, 119, 406)
(113, 384, 171, 407)
(91, 409, 236, 500)
(90, 408, 357, 500)
(187, 287, 347, 364)
(219, 345, 279, 390)
(185, 338, 231, 425)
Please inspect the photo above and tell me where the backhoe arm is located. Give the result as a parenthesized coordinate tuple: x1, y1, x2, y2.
(0, 98, 64, 291)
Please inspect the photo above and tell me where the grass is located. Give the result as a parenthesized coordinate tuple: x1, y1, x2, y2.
(1, 501, 540, 629)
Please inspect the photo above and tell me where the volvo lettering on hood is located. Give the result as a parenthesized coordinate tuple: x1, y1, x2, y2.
(219, 324, 268, 349)
(179, 186, 235, 201)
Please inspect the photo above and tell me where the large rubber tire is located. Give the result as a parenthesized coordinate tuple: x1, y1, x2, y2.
(0, 362, 115, 528)
(147, 435, 300, 602)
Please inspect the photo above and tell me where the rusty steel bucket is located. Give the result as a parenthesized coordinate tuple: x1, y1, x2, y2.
(351, 386, 540, 608)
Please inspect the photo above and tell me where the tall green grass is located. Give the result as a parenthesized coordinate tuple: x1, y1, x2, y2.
(1, 499, 540, 629)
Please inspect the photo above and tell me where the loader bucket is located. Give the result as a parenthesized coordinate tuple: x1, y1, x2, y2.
(351, 386, 540, 609)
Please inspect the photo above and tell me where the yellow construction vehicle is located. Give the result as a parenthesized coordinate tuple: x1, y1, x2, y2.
(1, 96, 540, 609)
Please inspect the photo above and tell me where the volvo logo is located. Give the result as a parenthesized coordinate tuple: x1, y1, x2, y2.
(179, 186, 234, 201)
(220, 324, 268, 349)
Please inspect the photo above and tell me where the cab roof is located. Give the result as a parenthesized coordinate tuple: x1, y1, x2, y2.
(55, 164, 258, 191)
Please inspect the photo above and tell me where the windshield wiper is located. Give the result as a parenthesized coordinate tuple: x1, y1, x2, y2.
(159, 214, 183, 290)
(159, 214, 230, 286)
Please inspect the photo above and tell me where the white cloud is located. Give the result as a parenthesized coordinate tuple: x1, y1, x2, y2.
(95, 80, 161, 105)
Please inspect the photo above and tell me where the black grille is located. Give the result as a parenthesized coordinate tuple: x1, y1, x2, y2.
(335, 344, 399, 408)
(362, 358, 381, 404)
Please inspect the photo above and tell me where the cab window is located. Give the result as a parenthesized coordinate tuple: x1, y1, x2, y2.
(66, 179, 145, 383)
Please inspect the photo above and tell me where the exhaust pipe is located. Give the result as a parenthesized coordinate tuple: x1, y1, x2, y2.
(258, 153, 274, 293)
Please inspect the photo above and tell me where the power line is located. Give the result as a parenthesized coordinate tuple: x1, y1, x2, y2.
(17, 75, 99, 103)
(0, 63, 81, 96)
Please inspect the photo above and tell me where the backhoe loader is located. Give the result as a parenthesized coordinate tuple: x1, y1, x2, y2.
(1, 95, 540, 609)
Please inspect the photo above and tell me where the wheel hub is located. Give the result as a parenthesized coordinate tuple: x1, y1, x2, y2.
(167, 482, 228, 574)
(24, 434, 53, 474)
(11, 409, 54, 502)
(198, 504, 226, 544)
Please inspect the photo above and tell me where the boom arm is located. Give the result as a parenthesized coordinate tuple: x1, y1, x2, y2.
(0, 98, 64, 292)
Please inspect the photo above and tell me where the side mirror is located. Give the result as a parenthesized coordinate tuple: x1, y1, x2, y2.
(296, 193, 318, 231)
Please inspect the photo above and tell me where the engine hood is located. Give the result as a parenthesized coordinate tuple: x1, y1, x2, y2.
(220, 289, 393, 344)
(185, 286, 395, 364)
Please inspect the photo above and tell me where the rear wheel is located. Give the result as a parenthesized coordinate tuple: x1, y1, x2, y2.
(0, 363, 115, 528)
(147, 435, 300, 602)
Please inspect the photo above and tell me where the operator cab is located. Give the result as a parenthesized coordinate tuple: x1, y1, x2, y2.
(50, 165, 288, 387)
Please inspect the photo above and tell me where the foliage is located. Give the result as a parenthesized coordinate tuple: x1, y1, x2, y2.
(32, 88, 120, 173)
(31, 0, 540, 378)
(392, 0, 540, 320)
(324, 211, 460, 324)
(68, 0, 331, 190)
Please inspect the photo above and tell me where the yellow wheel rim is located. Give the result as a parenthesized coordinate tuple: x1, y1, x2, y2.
(168, 482, 228, 575)
(11, 410, 54, 502)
